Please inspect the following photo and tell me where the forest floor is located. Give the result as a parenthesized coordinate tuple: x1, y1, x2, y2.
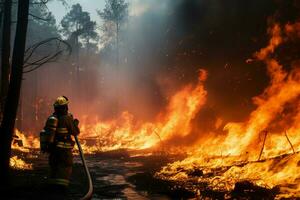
(4, 149, 189, 200)
(5, 148, 281, 200)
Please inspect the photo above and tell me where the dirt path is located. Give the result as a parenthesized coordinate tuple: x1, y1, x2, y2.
(6, 150, 183, 199)
(85, 156, 170, 199)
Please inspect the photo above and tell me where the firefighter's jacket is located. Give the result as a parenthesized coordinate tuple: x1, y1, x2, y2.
(44, 113, 80, 150)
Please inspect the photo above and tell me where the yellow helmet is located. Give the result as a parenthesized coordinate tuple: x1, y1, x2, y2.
(53, 96, 69, 107)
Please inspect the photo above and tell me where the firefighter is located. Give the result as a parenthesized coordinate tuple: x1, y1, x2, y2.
(41, 96, 80, 190)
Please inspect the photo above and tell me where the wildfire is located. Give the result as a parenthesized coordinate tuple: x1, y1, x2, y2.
(12, 129, 39, 152)
(78, 70, 207, 153)
(10, 156, 32, 170)
(156, 22, 300, 199)
(7, 19, 300, 199)
(10, 129, 38, 170)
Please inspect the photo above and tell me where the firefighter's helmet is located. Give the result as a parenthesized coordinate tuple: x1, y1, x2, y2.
(53, 96, 69, 107)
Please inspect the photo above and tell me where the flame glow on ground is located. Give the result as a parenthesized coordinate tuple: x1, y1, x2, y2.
(10, 21, 300, 198)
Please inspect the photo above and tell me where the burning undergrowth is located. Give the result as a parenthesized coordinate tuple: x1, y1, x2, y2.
(78, 69, 208, 153)
(154, 22, 300, 199)
(10, 130, 39, 170)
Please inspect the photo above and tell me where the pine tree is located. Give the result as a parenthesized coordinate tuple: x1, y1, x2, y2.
(97, 0, 128, 66)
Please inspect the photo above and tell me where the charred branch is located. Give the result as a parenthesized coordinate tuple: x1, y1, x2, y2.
(28, 13, 51, 21)
(257, 130, 268, 161)
(0, 0, 49, 5)
(31, 0, 49, 4)
(23, 37, 71, 73)
(285, 131, 295, 154)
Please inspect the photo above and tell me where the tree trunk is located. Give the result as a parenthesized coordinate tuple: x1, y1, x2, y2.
(0, 0, 29, 187)
(16, 87, 23, 130)
(0, 0, 12, 117)
(33, 70, 38, 122)
(86, 37, 90, 57)
(76, 34, 79, 83)
(0, 3, 4, 53)
(116, 21, 119, 67)
(114, 21, 120, 117)
(0, 0, 4, 50)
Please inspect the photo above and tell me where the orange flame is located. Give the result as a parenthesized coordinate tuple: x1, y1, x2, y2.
(79, 69, 207, 153)
(10, 130, 38, 170)
(10, 156, 32, 170)
(12, 129, 39, 152)
(156, 22, 300, 199)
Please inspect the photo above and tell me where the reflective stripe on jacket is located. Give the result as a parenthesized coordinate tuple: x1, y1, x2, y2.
(48, 178, 70, 186)
(56, 141, 74, 149)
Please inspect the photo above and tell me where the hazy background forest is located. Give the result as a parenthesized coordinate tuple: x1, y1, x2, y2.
(0, 0, 299, 135)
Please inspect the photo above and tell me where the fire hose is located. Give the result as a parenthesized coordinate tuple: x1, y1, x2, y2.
(75, 136, 93, 200)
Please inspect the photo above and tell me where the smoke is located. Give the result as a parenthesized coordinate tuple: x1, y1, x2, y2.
(20, 0, 300, 147)
(97, 0, 300, 120)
